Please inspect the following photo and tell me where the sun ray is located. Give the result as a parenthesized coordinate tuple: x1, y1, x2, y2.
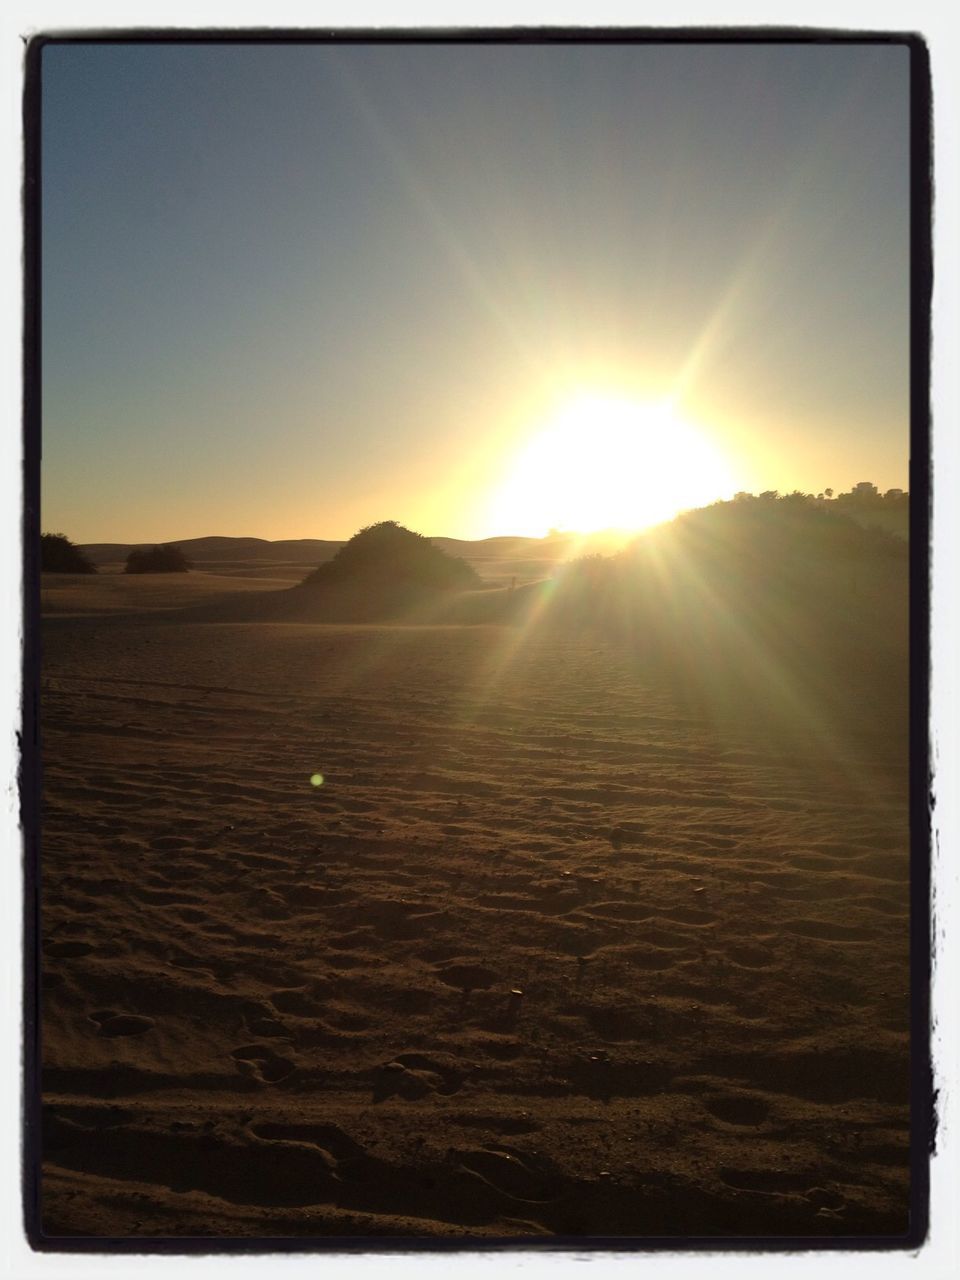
(632, 526, 890, 806)
(671, 59, 888, 407)
(328, 57, 547, 377)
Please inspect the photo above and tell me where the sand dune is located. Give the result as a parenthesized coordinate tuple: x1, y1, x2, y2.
(39, 569, 911, 1241)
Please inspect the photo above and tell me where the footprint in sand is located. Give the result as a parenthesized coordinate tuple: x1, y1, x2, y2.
(245, 1015, 290, 1038)
(88, 1010, 155, 1037)
(784, 918, 874, 942)
(660, 906, 717, 926)
(231, 1044, 296, 1083)
(373, 1051, 467, 1100)
(608, 823, 647, 850)
(250, 1120, 365, 1160)
(149, 835, 192, 851)
(454, 1146, 562, 1202)
(373, 1061, 446, 1101)
(436, 962, 498, 992)
(704, 1093, 771, 1126)
(47, 940, 94, 959)
(727, 944, 775, 969)
(618, 946, 677, 971)
(268, 988, 321, 1016)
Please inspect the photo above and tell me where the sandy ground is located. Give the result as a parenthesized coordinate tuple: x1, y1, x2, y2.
(38, 578, 911, 1243)
(40, 569, 296, 616)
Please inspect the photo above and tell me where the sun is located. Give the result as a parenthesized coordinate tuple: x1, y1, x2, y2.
(486, 392, 738, 536)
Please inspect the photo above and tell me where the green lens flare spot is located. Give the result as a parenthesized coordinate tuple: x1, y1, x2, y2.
(310, 773, 325, 787)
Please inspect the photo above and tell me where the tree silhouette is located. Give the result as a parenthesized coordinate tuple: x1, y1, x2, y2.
(850, 481, 880, 500)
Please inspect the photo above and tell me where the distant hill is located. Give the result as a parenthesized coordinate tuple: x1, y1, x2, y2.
(78, 530, 629, 585)
(80, 536, 344, 568)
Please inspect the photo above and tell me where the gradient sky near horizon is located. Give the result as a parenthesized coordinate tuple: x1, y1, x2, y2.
(41, 40, 910, 543)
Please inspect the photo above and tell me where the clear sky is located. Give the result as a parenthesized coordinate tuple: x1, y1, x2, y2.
(41, 39, 910, 542)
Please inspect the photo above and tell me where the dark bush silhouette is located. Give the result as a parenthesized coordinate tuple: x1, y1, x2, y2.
(613, 489, 907, 619)
(124, 544, 193, 574)
(301, 521, 479, 594)
(40, 533, 97, 574)
(539, 488, 909, 737)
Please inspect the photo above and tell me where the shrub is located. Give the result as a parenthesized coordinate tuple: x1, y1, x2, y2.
(301, 521, 479, 592)
(40, 533, 97, 574)
(124, 544, 192, 574)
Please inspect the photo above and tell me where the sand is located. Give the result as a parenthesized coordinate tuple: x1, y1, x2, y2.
(39, 568, 296, 617)
(38, 574, 911, 1242)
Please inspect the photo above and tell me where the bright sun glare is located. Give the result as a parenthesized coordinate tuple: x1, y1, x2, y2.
(487, 393, 738, 537)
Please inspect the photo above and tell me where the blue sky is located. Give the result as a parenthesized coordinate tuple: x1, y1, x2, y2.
(41, 40, 910, 540)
